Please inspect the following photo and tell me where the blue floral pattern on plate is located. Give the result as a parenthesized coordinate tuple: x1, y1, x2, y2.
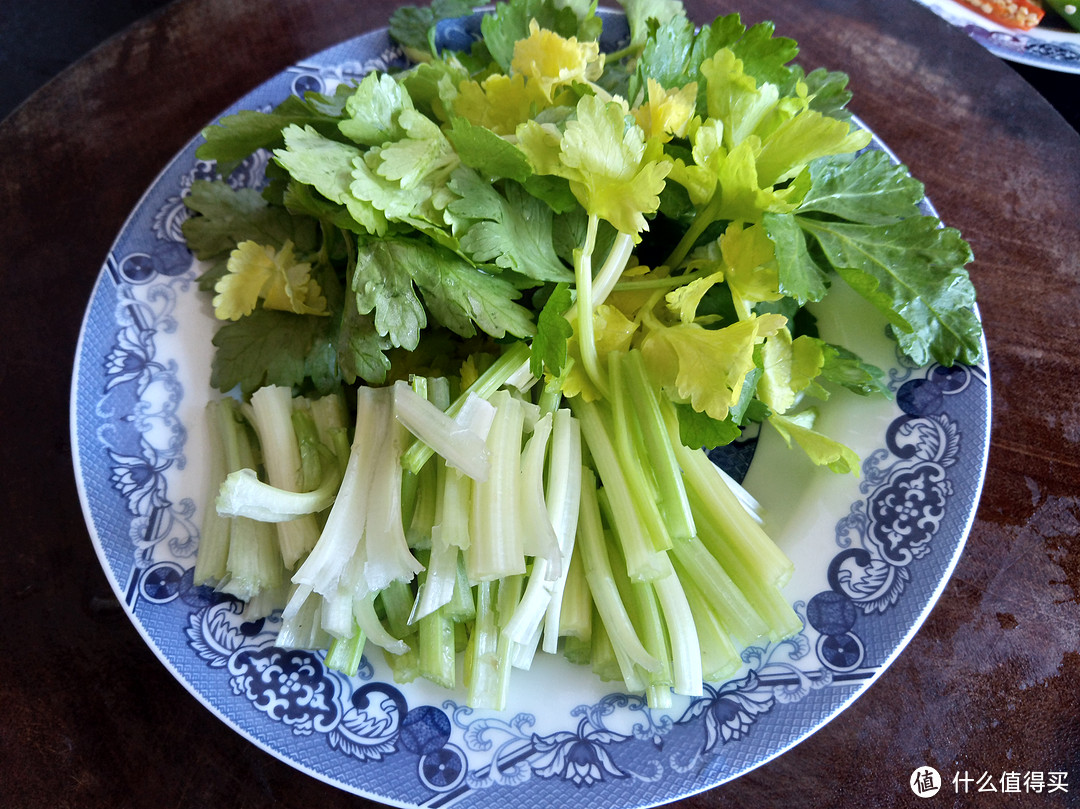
(71, 14, 991, 808)
(912, 0, 1080, 73)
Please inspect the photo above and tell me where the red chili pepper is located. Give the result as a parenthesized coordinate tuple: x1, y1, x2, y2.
(954, 0, 1046, 29)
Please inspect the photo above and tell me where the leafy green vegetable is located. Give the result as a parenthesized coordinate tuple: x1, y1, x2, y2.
(186, 0, 983, 712)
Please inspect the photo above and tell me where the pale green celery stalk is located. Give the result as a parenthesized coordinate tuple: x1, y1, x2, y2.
(243, 583, 289, 620)
(577, 471, 661, 689)
(606, 354, 675, 553)
(572, 214, 609, 398)
(589, 609, 627, 685)
(384, 646, 422, 683)
(405, 454, 438, 550)
(570, 398, 668, 582)
(598, 489, 674, 706)
(248, 385, 321, 569)
(353, 590, 409, 655)
(675, 565, 742, 682)
(555, 542, 592, 642)
(320, 546, 361, 639)
(562, 633, 592, 666)
(378, 578, 417, 642)
(393, 380, 491, 482)
(219, 399, 284, 601)
(194, 399, 234, 586)
(662, 400, 795, 587)
(276, 583, 326, 649)
(651, 553, 704, 697)
(434, 464, 472, 551)
(541, 409, 583, 654)
(445, 555, 476, 622)
(502, 414, 562, 656)
(516, 412, 560, 570)
(669, 535, 770, 646)
(418, 607, 456, 688)
(401, 342, 531, 475)
(465, 581, 503, 710)
(215, 465, 340, 523)
(686, 485, 803, 641)
(355, 387, 424, 597)
(291, 404, 322, 493)
(287, 389, 381, 613)
(492, 573, 523, 695)
(589, 232, 635, 309)
(325, 620, 367, 677)
(467, 391, 527, 582)
(620, 350, 696, 541)
(564, 231, 635, 319)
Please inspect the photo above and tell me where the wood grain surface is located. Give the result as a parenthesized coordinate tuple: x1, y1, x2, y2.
(1, 1, 1078, 807)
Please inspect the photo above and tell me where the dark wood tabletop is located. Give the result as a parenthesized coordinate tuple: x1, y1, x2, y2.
(2, 1, 1079, 807)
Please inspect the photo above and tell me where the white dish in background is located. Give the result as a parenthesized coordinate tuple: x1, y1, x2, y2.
(912, 0, 1080, 72)
(70, 12, 991, 808)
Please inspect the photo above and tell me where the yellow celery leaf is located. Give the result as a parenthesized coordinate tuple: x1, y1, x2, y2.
(665, 271, 725, 324)
(719, 221, 784, 318)
(640, 313, 786, 421)
(454, 72, 547, 136)
(562, 304, 638, 400)
(769, 409, 860, 474)
(757, 329, 825, 415)
(213, 240, 328, 321)
(511, 20, 604, 101)
(560, 95, 670, 237)
(632, 79, 697, 144)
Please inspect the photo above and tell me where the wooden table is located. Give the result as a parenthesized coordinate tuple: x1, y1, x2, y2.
(2, 1, 1078, 806)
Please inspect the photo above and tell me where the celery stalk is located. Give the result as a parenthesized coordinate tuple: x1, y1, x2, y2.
(571, 398, 668, 581)
(620, 350, 696, 541)
(400, 342, 531, 475)
(577, 472, 660, 678)
(669, 535, 770, 646)
(467, 391, 526, 582)
(248, 385, 321, 569)
(194, 399, 234, 587)
(325, 621, 368, 677)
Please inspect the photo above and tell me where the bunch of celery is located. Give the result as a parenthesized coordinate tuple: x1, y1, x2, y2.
(184, 0, 980, 709)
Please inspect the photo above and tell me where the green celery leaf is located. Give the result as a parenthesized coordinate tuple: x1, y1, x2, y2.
(338, 72, 413, 146)
(181, 179, 318, 260)
(631, 14, 743, 103)
(353, 237, 535, 351)
(445, 117, 534, 183)
(674, 402, 743, 449)
(273, 125, 388, 235)
(196, 95, 345, 176)
(337, 289, 393, 385)
(798, 150, 927, 225)
(530, 282, 574, 377)
(820, 343, 891, 398)
(802, 67, 855, 120)
(729, 21, 800, 88)
(447, 169, 572, 282)
(763, 210, 830, 304)
(210, 308, 337, 395)
(796, 215, 981, 366)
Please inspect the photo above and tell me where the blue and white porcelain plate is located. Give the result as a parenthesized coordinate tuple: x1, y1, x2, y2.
(71, 14, 991, 809)
(912, 0, 1080, 72)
